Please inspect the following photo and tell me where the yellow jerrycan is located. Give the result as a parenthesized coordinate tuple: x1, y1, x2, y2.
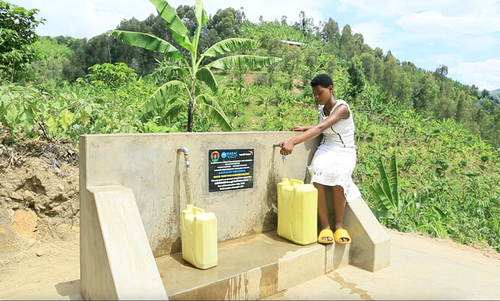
(277, 178, 318, 245)
(181, 204, 218, 269)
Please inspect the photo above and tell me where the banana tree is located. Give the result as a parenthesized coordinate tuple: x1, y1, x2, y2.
(111, 0, 281, 132)
(369, 151, 401, 219)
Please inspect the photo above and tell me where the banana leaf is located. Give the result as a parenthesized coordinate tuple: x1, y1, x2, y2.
(196, 67, 217, 92)
(192, 0, 208, 51)
(208, 55, 282, 70)
(110, 30, 182, 59)
(151, 80, 190, 105)
(195, 94, 233, 131)
(369, 180, 397, 216)
(369, 152, 400, 217)
(203, 38, 256, 57)
(149, 0, 192, 51)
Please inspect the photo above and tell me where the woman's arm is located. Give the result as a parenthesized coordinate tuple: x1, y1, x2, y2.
(291, 125, 313, 131)
(279, 105, 349, 155)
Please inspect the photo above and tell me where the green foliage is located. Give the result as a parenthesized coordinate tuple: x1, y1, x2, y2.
(0, 0, 45, 82)
(347, 56, 365, 100)
(111, 0, 281, 132)
(369, 152, 400, 219)
(27, 37, 72, 84)
(87, 62, 137, 90)
(241, 20, 305, 46)
(356, 96, 500, 251)
(0, 84, 40, 139)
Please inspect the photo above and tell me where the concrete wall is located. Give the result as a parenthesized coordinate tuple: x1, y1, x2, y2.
(80, 132, 321, 257)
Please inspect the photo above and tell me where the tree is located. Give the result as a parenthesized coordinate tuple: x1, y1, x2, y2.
(28, 37, 72, 84)
(347, 56, 365, 100)
(413, 73, 439, 113)
(63, 38, 88, 82)
(382, 52, 399, 102)
(114, 17, 166, 76)
(0, 1, 45, 82)
(294, 11, 315, 38)
(339, 24, 355, 61)
(321, 18, 340, 47)
(209, 8, 243, 40)
(359, 52, 374, 82)
(87, 62, 136, 90)
(455, 90, 473, 124)
(111, 0, 281, 132)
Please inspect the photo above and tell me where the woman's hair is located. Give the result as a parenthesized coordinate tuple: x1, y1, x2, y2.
(311, 74, 334, 88)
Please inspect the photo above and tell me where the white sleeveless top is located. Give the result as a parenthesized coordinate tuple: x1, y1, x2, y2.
(318, 99, 356, 149)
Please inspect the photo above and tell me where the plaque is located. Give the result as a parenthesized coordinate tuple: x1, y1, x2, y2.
(208, 149, 254, 192)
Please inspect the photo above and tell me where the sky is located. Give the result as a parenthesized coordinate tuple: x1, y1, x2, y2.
(10, 0, 500, 91)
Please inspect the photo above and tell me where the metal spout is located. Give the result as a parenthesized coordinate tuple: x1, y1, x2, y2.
(273, 143, 286, 162)
(177, 147, 190, 168)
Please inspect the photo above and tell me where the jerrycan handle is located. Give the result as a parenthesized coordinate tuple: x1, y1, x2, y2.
(191, 206, 205, 215)
(290, 179, 304, 186)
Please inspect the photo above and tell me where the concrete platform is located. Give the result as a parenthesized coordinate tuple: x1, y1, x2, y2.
(156, 231, 339, 300)
(155, 229, 500, 300)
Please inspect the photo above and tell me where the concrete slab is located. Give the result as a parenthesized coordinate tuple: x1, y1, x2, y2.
(344, 197, 391, 272)
(156, 232, 328, 300)
(266, 229, 500, 300)
(81, 186, 167, 300)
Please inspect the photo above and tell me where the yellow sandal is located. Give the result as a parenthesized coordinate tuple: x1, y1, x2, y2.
(333, 229, 351, 244)
(318, 229, 334, 244)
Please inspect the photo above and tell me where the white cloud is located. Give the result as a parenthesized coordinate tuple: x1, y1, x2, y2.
(339, 0, 500, 19)
(449, 59, 500, 91)
(12, 0, 157, 38)
(396, 9, 500, 37)
(350, 21, 394, 49)
(337, 4, 349, 14)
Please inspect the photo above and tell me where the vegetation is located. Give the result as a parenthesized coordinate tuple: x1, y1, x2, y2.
(111, 0, 281, 131)
(1, 0, 499, 252)
(0, 0, 45, 82)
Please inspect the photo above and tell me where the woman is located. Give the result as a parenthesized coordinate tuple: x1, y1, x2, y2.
(279, 73, 361, 244)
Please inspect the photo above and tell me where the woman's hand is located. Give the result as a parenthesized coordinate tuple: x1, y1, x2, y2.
(279, 140, 295, 155)
(291, 126, 306, 131)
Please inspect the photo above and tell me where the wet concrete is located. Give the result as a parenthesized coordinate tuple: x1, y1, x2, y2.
(156, 231, 327, 300)
(265, 229, 500, 300)
(153, 227, 500, 300)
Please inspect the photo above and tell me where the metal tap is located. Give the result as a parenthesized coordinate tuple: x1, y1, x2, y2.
(273, 143, 286, 162)
(177, 147, 190, 168)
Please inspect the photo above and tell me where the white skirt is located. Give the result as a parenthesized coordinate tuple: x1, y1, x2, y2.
(308, 144, 361, 202)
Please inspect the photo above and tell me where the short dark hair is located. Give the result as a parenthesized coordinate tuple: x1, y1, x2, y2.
(311, 74, 333, 88)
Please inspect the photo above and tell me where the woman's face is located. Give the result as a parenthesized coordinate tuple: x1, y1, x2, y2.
(312, 85, 332, 106)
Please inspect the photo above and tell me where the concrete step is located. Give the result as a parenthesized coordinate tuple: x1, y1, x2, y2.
(156, 231, 350, 300)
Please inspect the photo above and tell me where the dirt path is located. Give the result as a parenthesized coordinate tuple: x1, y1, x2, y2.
(0, 235, 80, 300)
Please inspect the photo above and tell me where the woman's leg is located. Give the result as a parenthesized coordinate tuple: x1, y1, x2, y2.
(332, 185, 346, 229)
(332, 185, 348, 242)
(314, 182, 332, 241)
